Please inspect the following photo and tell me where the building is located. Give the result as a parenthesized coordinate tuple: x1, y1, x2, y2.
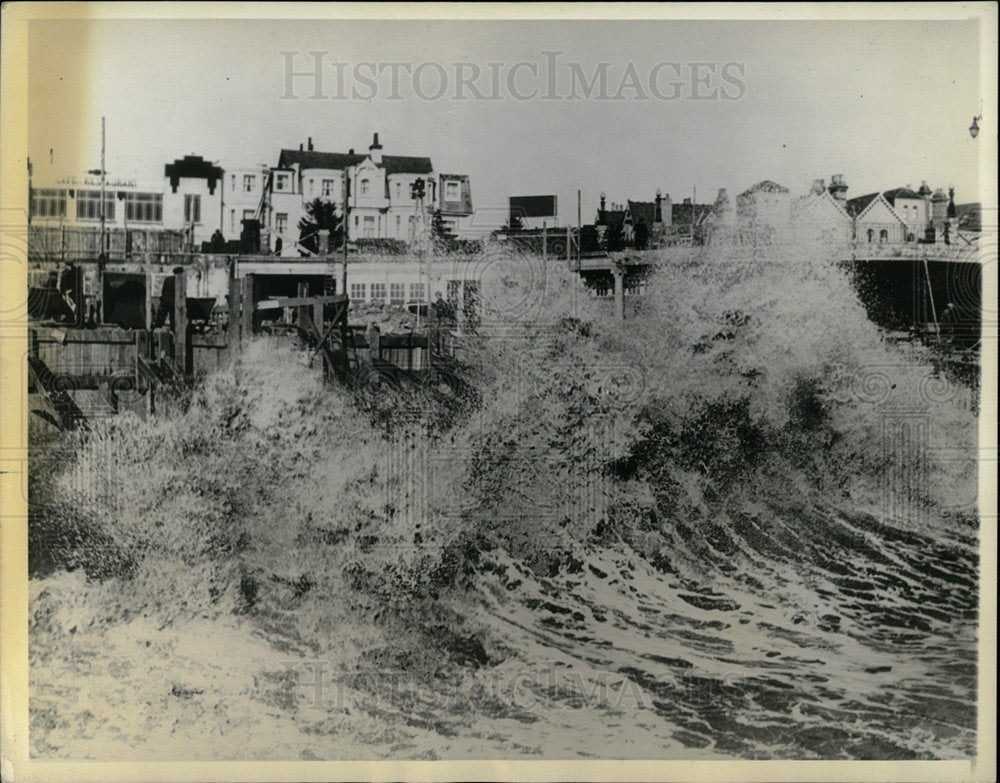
(29, 154, 224, 251)
(736, 180, 792, 225)
(261, 133, 473, 256)
(790, 178, 853, 243)
(595, 191, 670, 247)
(221, 165, 268, 242)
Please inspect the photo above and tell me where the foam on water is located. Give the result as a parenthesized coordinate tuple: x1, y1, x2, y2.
(29, 226, 979, 759)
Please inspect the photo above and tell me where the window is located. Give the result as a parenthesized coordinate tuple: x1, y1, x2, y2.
(363, 215, 375, 238)
(867, 228, 874, 243)
(183, 194, 201, 224)
(230, 174, 236, 191)
(371, 282, 386, 302)
(445, 181, 460, 201)
(360, 178, 370, 196)
(124, 192, 163, 223)
(395, 215, 401, 234)
(408, 283, 425, 302)
(879, 229, 888, 244)
(230, 210, 237, 235)
(389, 282, 405, 304)
(275, 173, 290, 192)
(350, 283, 367, 301)
(275, 213, 288, 234)
(30, 188, 67, 218)
(243, 174, 255, 193)
(242, 209, 255, 223)
(76, 190, 115, 221)
(322, 178, 336, 197)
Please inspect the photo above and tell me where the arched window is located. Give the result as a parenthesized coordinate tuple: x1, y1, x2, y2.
(867, 228, 874, 243)
(879, 229, 888, 244)
(360, 178, 370, 196)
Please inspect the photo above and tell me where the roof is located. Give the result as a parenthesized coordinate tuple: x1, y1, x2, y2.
(627, 200, 657, 225)
(277, 148, 433, 175)
(882, 187, 923, 205)
(739, 180, 789, 198)
(845, 192, 879, 217)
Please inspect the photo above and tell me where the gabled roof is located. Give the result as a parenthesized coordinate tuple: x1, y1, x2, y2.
(277, 149, 434, 175)
(739, 180, 789, 198)
(846, 191, 906, 225)
(882, 187, 923, 205)
(627, 200, 657, 226)
(845, 192, 879, 218)
(792, 188, 850, 220)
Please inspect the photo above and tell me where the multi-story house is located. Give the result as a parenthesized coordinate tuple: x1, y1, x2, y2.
(221, 165, 268, 241)
(261, 133, 473, 256)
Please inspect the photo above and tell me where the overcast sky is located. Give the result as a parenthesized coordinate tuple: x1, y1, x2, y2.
(28, 14, 987, 227)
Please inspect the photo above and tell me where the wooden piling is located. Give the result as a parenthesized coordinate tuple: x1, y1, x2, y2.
(297, 282, 309, 331)
(613, 269, 625, 321)
(173, 268, 187, 375)
(227, 259, 241, 349)
(240, 274, 254, 341)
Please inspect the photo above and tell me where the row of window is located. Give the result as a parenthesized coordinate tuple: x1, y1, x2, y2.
(30, 189, 201, 224)
(349, 282, 425, 304)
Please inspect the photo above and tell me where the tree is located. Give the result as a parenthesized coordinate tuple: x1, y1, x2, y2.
(297, 198, 342, 256)
(431, 209, 455, 241)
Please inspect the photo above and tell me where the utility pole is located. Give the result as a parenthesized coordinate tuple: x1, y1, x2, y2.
(341, 170, 349, 296)
(100, 116, 106, 256)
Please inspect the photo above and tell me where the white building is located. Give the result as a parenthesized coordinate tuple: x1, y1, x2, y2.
(261, 134, 473, 256)
(28, 154, 224, 248)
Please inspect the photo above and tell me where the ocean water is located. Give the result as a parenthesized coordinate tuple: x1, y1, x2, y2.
(28, 233, 980, 760)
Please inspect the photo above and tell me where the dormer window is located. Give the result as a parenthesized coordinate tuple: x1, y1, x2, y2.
(275, 173, 290, 192)
(445, 181, 460, 201)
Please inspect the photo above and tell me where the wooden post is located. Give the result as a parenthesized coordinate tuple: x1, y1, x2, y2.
(227, 260, 241, 350)
(240, 273, 254, 341)
(613, 268, 625, 321)
(313, 298, 325, 376)
(145, 257, 153, 331)
(173, 268, 187, 375)
(542, 221, 547, 263)
(297, 282, 309, 332)
(566, 227, 572, 263)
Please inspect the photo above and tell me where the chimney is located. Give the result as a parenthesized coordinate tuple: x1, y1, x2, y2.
(348, 148, 354, 155)
(600, 192, 606, 212)
(811, 178, 825, 195)
(947, 187, 956, 219)
(683, 197, 692, 205)
(828, 173, 848, 201)
(307, 137, 313, 151)
(369, 132, 383, 164)
(299, 143, 303, 151)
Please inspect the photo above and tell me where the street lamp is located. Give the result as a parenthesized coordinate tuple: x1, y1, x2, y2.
(969, 114, 982, 139)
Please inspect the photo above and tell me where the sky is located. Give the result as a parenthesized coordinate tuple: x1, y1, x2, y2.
(27, 14, 988, 229)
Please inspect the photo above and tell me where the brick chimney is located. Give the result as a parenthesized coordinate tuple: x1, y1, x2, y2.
(307, 137, 314, 151)
(812, 178, 825, 195)
(369, 132, 383, 165)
